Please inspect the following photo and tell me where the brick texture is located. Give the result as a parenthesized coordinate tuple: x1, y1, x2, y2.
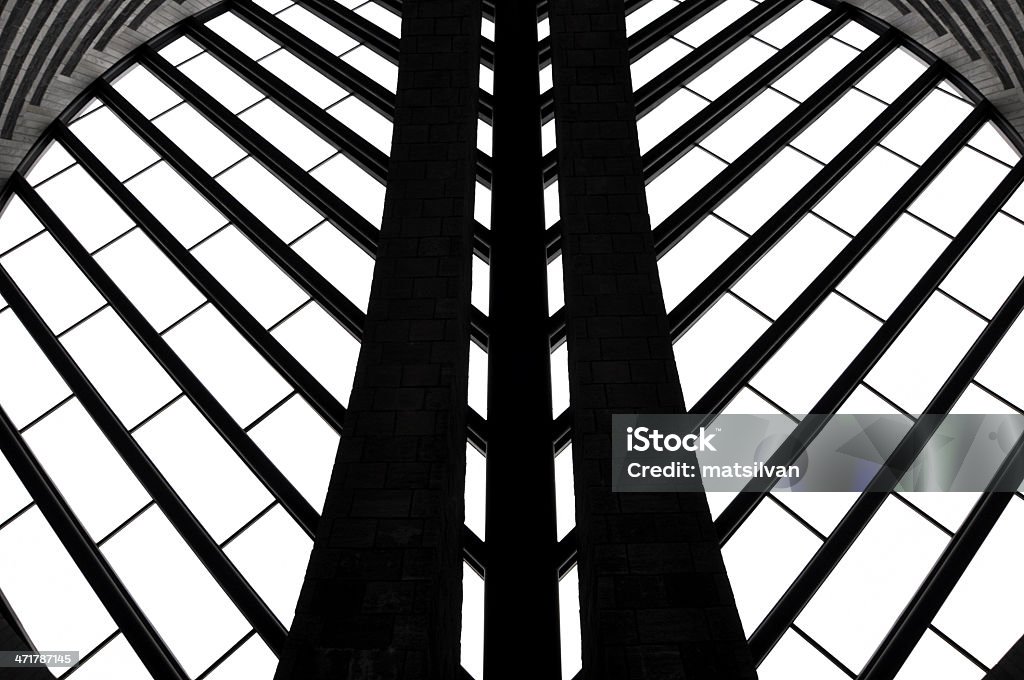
(272, 1, 480, 678)
(546, 0, 756, 677)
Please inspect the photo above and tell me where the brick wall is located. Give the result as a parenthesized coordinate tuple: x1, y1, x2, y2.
(546, 0, 756, 676)
(273, 1, 480, 677)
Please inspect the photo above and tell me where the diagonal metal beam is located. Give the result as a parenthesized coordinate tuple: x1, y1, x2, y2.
(643, 6, 848, 182)
(692, 106, 987, 417)
(189, 15, 390, 193)
(652, 32, 898, 255)
(294, 0, 400, 64)
(233, 0, 396, 121)
(0, 401, 187, 680)
(140, 45, 381, 259)
(56, 122, 345, 497)
(0, 187, 289, 653)
(743, 158, 1024, 663)
(666, 64, 942, 339)
(97, 81, 368, 344)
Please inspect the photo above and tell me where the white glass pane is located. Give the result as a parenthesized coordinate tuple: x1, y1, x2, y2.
(882, 89, 973, 164)
(757, 628, 850, 680)
(192, 225, 308, 328)
(703, 89, 797, 162)
(752, 294, 879, 415)
(70, 107, 159, 181)
(837, 213, 950, 319)
(674, 294, 771, 405)
(38, 165, 134, 253)
(94, 228, 206, 332)
(153, 104, 248, 176)
(248, 396, 340, 512)
(774, 38, 858, 102)
(895, 629, 984, 680)
(271, 303, 360, 405)
(723, 498, 821, 634)
(207, 13, 279, 60)
(676, 0, 758, 48)
(328, 96, 393, 154)
(178, 54, 264, 114)
(24, 142, 75, 186)
(61, 308, 179, 429)
(866, 294, 986, 414)
(558, 566, 582, 680)
(716, 148, 821, 234)
(71, 635, 154, 680)
(113, 66, 182, 120)
(942, 214, 1024, 318)
(554, 444, 575, 541)
(0, 509, 115, 668)
(223, 506, 311, 627)
(631, 39, 690, 91)
(164, 305, 291, 426)
(814, 147, 917, 235)
(342, 47, 398, 93)
(204, 635, 277, 680)
(24, 401, 150, 541)
(277, 5, 359, 55)
(647, 147, 726, 227)
(733, 214, 848, 319)
(240, 100, 335, 170)
(796, 496, 948, 671)
(909, 148, 1010, 236)
(127, 162, 227, 249)
(551, 342, 570, 416)
(934, 497, 1024, 666)
(134, 399, 273, 543)
(547, 254, 564, 315)
(792, 89, 885, 163)
(689, 40, 776, 100)
(856, 48, 926, 104)
(2, 232, 105, 334)
(217, 159, 322, 242)
(0, 311, 70, 429)
(755, 0, 831, 49)
(659, 214, 746, 310)
(101, 507, 250, 678)
(292, 223, 375, 311)
(465, 443, 486, 540)
(472, 255, 489, 315)
(469, 343, 488, 417)
(260, 50, 348, 108)
(309, 153, 386, 228)
(637, 87, 707, 154)
(461, 562, 485, 680)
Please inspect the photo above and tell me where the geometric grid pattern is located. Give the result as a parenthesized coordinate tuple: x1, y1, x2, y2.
(1, 0, 1023, 679)
(632, 0, 1024, 677)
(0, 1, 398, 677)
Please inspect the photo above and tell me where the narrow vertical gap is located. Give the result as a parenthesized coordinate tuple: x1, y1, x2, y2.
(483, 0, 561, 678)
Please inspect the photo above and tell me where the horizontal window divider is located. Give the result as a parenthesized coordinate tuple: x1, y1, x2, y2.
(235, 0, 396, 121)
(56, 122, 347, 477)
(462, 525, 487, 577)
(477, 151, 493, 188)
(0, 404, 189, 680)
(473, 220, 492, 262)
(652, 31, 899, 260)
(0, 181, 289, 654)
(555, 527, 577, 579)
(294, 0, 400, 64)
(482, 36, 495, 70)
(551, 410, 571, 454)
(98, 81, 368, 348)
(633, 0, 807, 118)
(140, 46, 381, 259)
(549, 307, 566, 351)
(743, 157, 1024, 665)
(643, 6, 849, 182)
(665, 63, 943, 340)
(545, 222, 561, 260)
(692, 106, 986, 419)
(479, 90, 494, 125)
(467, 409, 489, 455)
(471, 307, 490, 349)
(188, 18, 389, 185)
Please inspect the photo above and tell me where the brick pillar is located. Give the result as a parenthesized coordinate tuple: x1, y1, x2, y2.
(546, 2, 756, 678)
(274, 1, 480, 677)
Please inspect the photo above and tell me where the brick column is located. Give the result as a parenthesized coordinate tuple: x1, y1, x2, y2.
(546, 1, 756, 678)
(274, 1, 480, 677)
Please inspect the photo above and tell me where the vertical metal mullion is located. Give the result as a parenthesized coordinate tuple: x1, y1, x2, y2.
(54, 125, 329, 529)
(9, 175, 290, 652)
(96, 81, 367, 344)
(693, 106, 988, 417)
(483, 0, 561, 677)
(651, 33, 898, 253)
(0, 404, 188, 680)
(139, 45, 380, 259)
(743, 159, 1024, 663)
(666, 64, 943, 338)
